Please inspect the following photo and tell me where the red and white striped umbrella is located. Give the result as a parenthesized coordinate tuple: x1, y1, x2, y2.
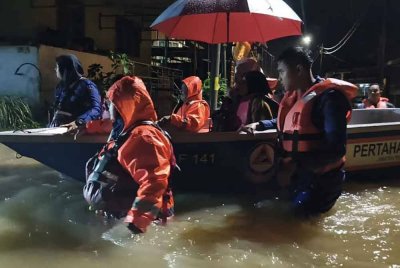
(150, 0, 302, 44)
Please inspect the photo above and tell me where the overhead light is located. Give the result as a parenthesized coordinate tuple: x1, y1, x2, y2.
(302, 35, 312, 46)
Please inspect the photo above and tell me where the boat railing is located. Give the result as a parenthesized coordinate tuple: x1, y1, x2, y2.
(350, 108, 400, 125)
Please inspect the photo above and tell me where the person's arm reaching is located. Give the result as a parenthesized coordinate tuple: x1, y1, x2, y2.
(170, 102, 209, 132)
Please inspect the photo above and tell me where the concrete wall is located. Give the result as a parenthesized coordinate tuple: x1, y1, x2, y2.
(0, 44, 115, 107)
(0, 46, 40, 104)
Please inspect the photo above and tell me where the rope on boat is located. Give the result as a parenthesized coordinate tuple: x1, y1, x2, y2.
(12, 127, 68, 134)
(13, 128, 33, 133)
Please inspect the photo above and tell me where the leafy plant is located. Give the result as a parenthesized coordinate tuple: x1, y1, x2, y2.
(87, 51, 135, 96)
(202, 73, 228, 107)
(0, 96, 40, 130)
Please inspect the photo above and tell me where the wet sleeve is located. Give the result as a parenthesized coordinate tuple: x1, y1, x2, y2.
(319, 90, 349, 155)
(257, 118, 277, 130)
(118, 131, 171, 232)
(170, 102, 210, 132)
(53, 86, 63, 107)
(77, 81, 102, 123)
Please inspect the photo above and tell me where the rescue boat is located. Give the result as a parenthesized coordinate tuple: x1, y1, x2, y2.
(0, 108, 399, 192)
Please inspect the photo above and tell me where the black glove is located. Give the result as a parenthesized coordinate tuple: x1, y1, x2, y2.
(127, 223, 143, 234)
(83, 180, 108, 210)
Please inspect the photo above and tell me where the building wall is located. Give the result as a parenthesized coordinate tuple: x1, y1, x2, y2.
(0, 0, 169, 118)
(0, 44, 115, 107)
(85, 6, 119, 52)
(0, 46, 40, 104)
(0, 0, 152, 63)
(84, 5, 152, 63)
(0, 0, 57, 42)
(140, 31, 152, 64)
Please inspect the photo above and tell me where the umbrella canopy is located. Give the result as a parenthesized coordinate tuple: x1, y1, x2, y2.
(150, 0, 302, 44)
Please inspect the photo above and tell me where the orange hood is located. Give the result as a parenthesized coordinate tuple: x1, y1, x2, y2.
(107, 76, 157, 131)
(183, 76, 202, 102)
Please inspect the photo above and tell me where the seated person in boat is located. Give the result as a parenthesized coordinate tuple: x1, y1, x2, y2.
(158, 76, 210, 132)
(356, 84, 395, 109)
(83, 76, 175, 234)
(243, 47, 358, 215)
(213, 58, 278, 131)
(236, 70, 279, 127)
(49, 54, 102, 131)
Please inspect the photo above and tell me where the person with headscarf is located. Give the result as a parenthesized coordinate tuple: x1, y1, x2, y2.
(84, 76, 175, 234)
(212, 58, 260, 131)
(213, 59, 278, 131)
(236, 70, 279, 126)
(49, 54, 101, 130)
(159, 76, 210, 132)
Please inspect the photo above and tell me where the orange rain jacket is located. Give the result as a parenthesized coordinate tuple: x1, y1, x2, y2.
(170, 76, 210, 132)
(107, 76, 174, 232)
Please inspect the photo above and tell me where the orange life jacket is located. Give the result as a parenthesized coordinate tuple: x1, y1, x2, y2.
(277, 78, 358, 173)
(363, 97, 390, 108)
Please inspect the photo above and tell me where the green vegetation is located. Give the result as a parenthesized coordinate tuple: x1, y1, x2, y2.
(87, 51, 134, 96)
(202, 73, 228, 107)
(0, 96, 39, 130)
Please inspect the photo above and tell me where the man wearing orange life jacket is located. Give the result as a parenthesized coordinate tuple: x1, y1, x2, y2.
(244, 47, 358, 215)
(83, 76, 175, 234)
(361, 84, 395, 109)
(159, 76, 210, 132)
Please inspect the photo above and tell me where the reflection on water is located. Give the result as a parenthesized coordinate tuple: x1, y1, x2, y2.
(0, 144, 399, 267)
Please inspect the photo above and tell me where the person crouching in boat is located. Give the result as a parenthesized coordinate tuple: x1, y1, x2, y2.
(158, 76, 211, 132)
(359, 84, 395, 109)
(243, 47, 358, 215)
(83, 76, 175, 234)
(49, 54, 102, 130)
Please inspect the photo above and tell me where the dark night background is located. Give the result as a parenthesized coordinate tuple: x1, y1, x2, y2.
(1, 0, 399, 98)
(269, 0, 400, 81)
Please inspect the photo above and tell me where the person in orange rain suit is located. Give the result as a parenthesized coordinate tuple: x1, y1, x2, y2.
(83, 76, 175, 234)
(158, 76, 210, 132)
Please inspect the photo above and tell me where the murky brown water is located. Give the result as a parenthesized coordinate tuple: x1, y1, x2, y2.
(0, 144, 400, 267)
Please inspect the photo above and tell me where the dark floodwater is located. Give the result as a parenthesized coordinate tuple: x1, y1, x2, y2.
(0, 145, 399, 267)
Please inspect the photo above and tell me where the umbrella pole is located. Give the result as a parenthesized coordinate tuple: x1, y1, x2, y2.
(210, 44, 221, 111)
(223, 44, 227, 82)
